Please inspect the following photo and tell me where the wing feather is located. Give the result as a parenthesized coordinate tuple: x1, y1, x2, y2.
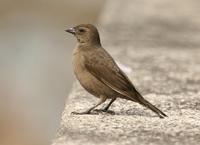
(85, 49, 138, 100)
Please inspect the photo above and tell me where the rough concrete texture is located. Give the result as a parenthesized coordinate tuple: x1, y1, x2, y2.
(52, 0, 200, 145)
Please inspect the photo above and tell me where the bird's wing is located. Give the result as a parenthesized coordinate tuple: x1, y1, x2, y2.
(85, 49, 139, 100)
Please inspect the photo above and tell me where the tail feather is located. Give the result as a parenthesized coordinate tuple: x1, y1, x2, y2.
(135, 92, 167, 118)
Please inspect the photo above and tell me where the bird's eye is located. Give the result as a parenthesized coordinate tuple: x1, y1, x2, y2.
(79, 28, 85, 33)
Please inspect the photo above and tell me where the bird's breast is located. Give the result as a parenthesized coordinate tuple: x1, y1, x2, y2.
(73, 51, 98, 95)
(73, 51, 88, 79)
(72, 50, 115, 97)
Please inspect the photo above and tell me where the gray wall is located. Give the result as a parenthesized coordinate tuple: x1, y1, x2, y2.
(0, 1, 105, 145)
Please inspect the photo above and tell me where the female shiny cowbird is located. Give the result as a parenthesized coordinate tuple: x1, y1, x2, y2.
(66, 24, 167, 118)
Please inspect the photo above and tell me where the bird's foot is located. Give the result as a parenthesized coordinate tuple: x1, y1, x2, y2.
(71, 110, 91, 115)
(71, 109, 115, 115)
(93, 109, 115, 115)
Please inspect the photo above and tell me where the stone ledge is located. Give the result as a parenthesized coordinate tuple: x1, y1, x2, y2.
(52, 84, 200, 145)
(52, 0, 200, 144)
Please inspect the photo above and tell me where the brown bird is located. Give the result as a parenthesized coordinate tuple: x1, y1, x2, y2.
(66, 24, 167, 118)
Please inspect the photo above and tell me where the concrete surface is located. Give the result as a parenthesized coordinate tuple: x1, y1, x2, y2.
(52, 0, 200, 145)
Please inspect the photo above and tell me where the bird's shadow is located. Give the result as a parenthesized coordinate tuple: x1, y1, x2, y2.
(114, 109, 155, 118)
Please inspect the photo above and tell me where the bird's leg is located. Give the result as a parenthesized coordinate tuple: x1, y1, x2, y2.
(71, 95, 107, 115)
(101, 98, 116, 112)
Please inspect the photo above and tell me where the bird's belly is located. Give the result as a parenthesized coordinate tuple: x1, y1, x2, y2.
(77, 69, 115, 97)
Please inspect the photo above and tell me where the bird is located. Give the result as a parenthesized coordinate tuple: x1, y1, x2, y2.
(65, 24, 167, 118)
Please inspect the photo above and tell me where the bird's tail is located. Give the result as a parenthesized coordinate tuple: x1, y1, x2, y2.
(135, 91, 167, 118)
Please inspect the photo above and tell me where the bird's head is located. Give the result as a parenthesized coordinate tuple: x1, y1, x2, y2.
(65, 24, 101, 46)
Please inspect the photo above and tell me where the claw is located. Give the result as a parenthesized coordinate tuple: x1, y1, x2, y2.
(93, 109, 115, 115)
(71, 111, 91, 115)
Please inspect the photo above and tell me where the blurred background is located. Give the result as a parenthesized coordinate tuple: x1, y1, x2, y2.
(0, 0, 105, 145)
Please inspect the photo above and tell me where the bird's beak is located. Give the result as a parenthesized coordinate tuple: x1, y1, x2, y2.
(65, 27, 75, 35)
